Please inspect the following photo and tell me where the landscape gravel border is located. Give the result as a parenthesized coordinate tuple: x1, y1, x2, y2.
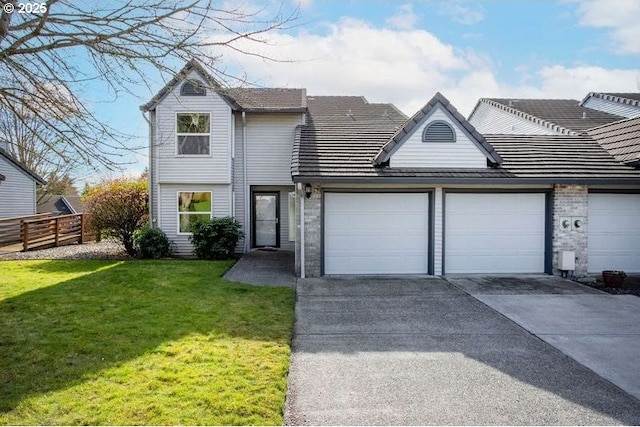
(0, 241, 129, 261)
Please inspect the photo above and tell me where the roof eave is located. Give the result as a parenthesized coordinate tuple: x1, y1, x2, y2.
(292, 174, 640, 185)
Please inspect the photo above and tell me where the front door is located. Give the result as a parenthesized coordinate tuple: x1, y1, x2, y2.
(253, 192, 280, 248)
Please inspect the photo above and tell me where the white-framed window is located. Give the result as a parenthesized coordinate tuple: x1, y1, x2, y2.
(176, 112, 210, 155)
(177, 191, 212, 234)
(288, 192, 296, 241)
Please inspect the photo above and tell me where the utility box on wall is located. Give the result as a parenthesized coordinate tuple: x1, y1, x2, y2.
(558, 250, 576, 270)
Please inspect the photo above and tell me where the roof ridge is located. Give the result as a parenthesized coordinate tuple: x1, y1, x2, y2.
(480, 98, 578, 135)
(584, 92, 640, 107)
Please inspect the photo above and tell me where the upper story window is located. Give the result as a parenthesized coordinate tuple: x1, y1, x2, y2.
(181, 79, 206, 96)
(422, 120, 456, 143)
(176, 113, 210, 155)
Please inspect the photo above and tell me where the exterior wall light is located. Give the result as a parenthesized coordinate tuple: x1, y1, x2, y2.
(304, 183, 312, 199)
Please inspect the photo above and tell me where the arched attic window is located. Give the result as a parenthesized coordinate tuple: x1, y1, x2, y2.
(422, 120, 456, 143)
(180, 79, 206, 96)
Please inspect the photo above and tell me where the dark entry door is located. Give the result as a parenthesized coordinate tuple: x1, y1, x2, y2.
(253, 192, 280, 247)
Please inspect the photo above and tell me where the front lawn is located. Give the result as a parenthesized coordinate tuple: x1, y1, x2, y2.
(0, 260, 295, 425)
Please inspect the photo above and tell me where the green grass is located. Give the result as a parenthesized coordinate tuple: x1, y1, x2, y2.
(0, 260, 295, 425)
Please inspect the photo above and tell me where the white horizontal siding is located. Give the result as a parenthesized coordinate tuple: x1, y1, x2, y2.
(0, 156, 36, 218)
(391, 109, 487, 168)
(155, 71, 232, 184)
(469, 102, 559, 135)
(246, 113, 302, 185)
(158, 183, 231, 256)
(433, 187, 443, 275)
(582, 97, 640, 119)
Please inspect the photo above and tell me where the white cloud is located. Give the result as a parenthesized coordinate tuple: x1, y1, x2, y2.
(438, 3, 484, 25)
(572, 0, 640, 54)
(212, 15, 639, 117)
(386, 4, 419, 30)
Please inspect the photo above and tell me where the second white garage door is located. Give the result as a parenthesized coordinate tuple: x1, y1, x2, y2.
(324, 193, 429, 274)
(445, 193, 546, 274)
(588, 193, 640, 273)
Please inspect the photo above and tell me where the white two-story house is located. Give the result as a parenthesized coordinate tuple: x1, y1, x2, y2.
(142, 61, 640, 277)
(141, 60, 305, 255)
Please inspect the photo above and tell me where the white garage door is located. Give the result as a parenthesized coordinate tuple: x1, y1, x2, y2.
(445, 193, 546, 273)
(324, 193, 429, 274)
(588, 193, 640, 273)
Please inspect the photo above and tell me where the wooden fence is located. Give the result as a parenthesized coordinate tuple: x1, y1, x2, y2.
(0, 213, 99, 252)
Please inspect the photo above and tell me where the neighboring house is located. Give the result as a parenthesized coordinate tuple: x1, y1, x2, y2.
(37, 194, 86, 215)
(0, 148, 46, 218)
(143, 60, 640, 277)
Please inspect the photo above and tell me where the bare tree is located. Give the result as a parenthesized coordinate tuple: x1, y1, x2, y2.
(0, 0, 298, 170)
(0, 105, 78, 198)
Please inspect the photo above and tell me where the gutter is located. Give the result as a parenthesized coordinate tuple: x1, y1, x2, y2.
(242, 111, 249, 253)
(141, 110, 154, 227)
(291, 176, 640, 185)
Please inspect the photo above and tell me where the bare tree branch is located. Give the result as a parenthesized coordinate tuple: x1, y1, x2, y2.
(0, 0, 299, 171)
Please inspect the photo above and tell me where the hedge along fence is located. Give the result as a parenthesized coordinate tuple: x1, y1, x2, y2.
(0, 213, 100, 251)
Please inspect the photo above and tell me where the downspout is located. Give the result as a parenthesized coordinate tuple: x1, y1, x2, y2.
(299, 183, 305, 278)
(242, 111, 249, 253)
(141, 110, 154, 227)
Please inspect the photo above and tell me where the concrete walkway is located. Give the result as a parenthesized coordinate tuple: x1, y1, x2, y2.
(223, 249, 295, 287)
(448, 275, 640, 401)
(286, 276, 640, 425)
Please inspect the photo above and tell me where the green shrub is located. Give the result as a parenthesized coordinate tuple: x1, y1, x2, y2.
(134, 226, 173, 259)
(189, 217, 244, 260)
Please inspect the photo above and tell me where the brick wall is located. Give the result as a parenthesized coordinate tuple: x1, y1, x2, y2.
(552, 184, 588, 276)
(295, 184, 322, 277)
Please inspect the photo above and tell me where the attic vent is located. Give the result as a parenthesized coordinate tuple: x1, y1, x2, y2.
(422, 120, 456, 143)
(180, 79, 206, 96)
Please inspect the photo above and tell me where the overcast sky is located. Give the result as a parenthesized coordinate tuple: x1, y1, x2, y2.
(89, 0, 640, 181)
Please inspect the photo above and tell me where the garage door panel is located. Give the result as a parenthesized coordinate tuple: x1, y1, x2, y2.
(445, 193, 546, 274)
(324, 193, 429, 275)
(588, 194, 640, 272)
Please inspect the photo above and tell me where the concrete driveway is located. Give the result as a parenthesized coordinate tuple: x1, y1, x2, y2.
(285, 276, 640, 425)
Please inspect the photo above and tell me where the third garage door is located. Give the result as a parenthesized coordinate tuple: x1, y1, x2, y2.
(445, 193, 546, 273)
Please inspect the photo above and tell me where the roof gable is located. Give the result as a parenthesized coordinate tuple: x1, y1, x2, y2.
(373, 92, 502, 165)
(140, 59, 238, 112)
(0, 149, 46, 185)
(141, 59, 307, 112)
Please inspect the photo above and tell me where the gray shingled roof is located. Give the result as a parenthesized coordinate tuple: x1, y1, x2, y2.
(588, 116, 640, 166)
(37, 195, 86, 214)
(374, 92, 502, 165)
(141, 60, 306, 112)
(485, 134, 640, 179)
(226, 88, 306, 112)
(292, 96, 414, 177)
(292, 97, 640, 182)
(484, 98, 624, 134)
(0, 148, 46, 185)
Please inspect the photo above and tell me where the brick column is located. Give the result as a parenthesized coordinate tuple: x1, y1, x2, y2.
(552, 184, 588, 276)
(303, 185, 322, 277)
